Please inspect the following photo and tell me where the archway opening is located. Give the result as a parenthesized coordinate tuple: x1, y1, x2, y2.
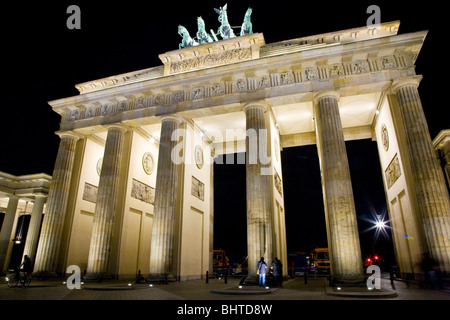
(8, 214, 31, 270)
(281, 139, 396, 274)
(346, 139, 396, 270)
(281, 145, 327, 255)
(213, 153, 247, 273)
(212, 139, 396, 277)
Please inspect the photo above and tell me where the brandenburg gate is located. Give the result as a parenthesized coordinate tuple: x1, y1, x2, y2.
(29, 15, 450, 284)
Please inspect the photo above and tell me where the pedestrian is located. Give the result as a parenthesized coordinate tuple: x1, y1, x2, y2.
(389, 264, 396, 289)
(421, 253, 438, 289)
(257, 257, 267, 287)
(277, 258, 283, 287)
(271, 257, 282, 287)
(20, 255, 32, 274)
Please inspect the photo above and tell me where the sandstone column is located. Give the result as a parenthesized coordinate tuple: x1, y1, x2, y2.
(85, 124, 128, 279)
(149, 116, 183, 281)
(244, 101, 273, 281)
(313, 91, 364, 282)
(392, 77, 450, 272)
(22, 194, 47, 268)
(0, 196, 19, 273)
(33, 132, 79, 276)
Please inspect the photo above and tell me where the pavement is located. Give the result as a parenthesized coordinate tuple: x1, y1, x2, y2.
(0, 273, 448, 318)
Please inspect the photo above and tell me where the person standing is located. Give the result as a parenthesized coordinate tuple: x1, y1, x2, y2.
(421, 253, 438, 289)
(271, 257, 283, 287)
(257, 257, 267, 287)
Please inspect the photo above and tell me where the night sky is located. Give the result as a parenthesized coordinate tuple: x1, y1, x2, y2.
(1, 1, 446, 268)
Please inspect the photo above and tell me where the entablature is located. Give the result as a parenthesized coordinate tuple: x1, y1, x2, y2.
(49, 23, 427, 133)
(0, 172, 52, 199)
(73, 21, 403, 94)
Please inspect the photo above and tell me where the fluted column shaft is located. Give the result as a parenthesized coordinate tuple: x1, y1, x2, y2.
(22, 195, 47, 268)
(393, 78, 450, 272)
(85, 125, 127, 278)
(244, 102, 273, 279)
(0, 196, 19, 273)
(314, 91, 363, 282)
(33, 133, 79, 275)
(149, 117, 182, 278)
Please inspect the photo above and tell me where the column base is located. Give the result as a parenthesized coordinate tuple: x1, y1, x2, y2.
(329, 274, 366, 287)
(31, 271, 61, 280)
(83, 272, 114, 282)
(147, 273, 176, 284)
(243, 274, 266, 286)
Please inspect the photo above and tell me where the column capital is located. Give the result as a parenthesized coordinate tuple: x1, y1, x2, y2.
(34, 194, 48, 201)
(160, 114, 184, 125)
(242, 100, 269, 112)
(390, 76, 422, 94)
(313, 90, 340, 105)
(104, 123, 129, 133)
(55, 131, 83, 141)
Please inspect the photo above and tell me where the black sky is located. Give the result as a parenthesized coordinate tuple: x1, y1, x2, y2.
(1, 1, 446, 266)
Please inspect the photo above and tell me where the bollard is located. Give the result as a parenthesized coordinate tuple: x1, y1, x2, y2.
(164, 273, 168, 285)
(224, 270, 228, 284)
(136, 270, 142, 284)
(304, 270, 308, 284)
(206, 271, 209, 284)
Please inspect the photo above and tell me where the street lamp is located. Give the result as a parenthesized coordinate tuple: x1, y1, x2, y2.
(360, 209, 391, 242)
(375, 219, 386, 229)
(372, 214, 390, 241)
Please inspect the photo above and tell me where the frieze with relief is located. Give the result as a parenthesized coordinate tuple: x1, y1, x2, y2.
(131, 178, 155, 204)
(385, 154, 401, 189)
(170, 47, 252, 74)
(191, 176, 205, 201)
(64, 54, 412, 123)
(381, 124, 389, 151)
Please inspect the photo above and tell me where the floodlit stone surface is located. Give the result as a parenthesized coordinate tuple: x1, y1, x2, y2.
(313, 92, 364, 281)
(149, 117, 182, 279)
(244, 102, 273, 279)
(85, 125, 127, 279)
(392, 79, 450, 272)
(4, 20, 446, 282)
(33, 133, 79, 276)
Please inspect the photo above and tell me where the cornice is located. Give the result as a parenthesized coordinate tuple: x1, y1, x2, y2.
(433, 129, 450, 149)
(49, 29, 426, 111)
(48, 28, 427, 133)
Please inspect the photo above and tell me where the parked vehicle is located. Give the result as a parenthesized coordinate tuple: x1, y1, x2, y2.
(213, 249, 230, 276)
(312, 248, 330, 274)
(288, 252, 312, 276)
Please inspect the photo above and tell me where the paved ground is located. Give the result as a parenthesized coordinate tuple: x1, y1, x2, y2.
(0, 273, 448, 318)
(1, 273, 449, 300)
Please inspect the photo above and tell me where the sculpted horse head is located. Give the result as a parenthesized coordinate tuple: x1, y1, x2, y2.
(240, 7, 253, 36)
(214, 3, 235, 39)
(196, 16, 213, 44)
(178, 25, 198, 48)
